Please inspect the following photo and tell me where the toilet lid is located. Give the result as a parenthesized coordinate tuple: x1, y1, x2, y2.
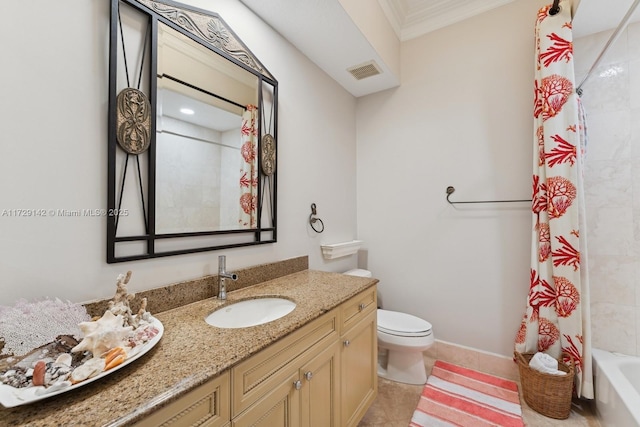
(377, 309, 432, 337)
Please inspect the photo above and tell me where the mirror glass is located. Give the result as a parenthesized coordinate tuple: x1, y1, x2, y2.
(155, 23, 258, 233)
(108, 0, 277, 262)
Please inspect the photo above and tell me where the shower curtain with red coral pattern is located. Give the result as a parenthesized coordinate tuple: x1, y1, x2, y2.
(239, 105, 258, 228)
(514, 1, 593, 399)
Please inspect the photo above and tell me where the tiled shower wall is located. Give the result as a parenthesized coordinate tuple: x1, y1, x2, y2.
(574, 22, 640, 357)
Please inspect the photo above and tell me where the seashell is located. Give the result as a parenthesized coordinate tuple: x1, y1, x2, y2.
(72, 311, 133, 357)
(104, 354, 126, 371)
(32, 360, 46, 386)
(104, 347, 126, 364)
(55, 353, 73, 367)
(70, 357, 105, 384)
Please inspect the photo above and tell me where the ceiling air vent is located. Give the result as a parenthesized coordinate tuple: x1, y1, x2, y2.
(347, 60, 382, 80)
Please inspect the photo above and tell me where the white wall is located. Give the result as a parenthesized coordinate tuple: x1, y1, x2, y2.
(0, 0, 359, 306)
(356, 0, 549, 357)
(574, 23, 640, 357)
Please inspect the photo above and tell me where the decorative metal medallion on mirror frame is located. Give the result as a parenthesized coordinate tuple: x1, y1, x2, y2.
(108, 0, 278, 263)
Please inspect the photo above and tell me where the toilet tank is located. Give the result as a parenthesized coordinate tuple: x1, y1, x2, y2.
(343, 269, 372, 278)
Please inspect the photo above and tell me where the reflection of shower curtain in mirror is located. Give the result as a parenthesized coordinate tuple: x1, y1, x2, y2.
(239, 105, 258, 228)
(515, 2, 593, 399)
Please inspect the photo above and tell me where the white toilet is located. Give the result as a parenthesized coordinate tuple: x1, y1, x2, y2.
(344, 269, 434, 385)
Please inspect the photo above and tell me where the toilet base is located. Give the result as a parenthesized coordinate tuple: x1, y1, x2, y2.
(377, 348, 427, 385)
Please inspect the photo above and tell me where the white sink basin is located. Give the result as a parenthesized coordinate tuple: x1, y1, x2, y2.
(205, 297, 296, 328)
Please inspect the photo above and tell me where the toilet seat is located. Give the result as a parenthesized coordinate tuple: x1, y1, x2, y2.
(377, 309, 432, 338)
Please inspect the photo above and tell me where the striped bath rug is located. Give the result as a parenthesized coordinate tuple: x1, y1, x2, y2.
(410, 360, 524, 427)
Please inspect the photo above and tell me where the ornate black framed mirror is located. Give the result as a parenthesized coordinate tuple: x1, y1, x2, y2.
(108, 0, 277, 263)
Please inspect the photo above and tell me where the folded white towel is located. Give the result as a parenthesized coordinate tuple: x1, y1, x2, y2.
(529, 352, 566, 376)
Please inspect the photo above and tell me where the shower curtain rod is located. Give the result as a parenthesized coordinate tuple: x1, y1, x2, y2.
(576, 0, 640, 94)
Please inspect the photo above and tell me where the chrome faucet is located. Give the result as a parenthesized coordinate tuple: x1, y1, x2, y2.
(217, 255, 238, 300)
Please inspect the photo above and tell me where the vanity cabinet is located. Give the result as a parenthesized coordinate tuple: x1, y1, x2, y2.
(339, 287, 378, 427)
(231, 287, 377, 427)
(132, 286, 376, 427)
(132, 371, 230, 427)
(231, 308, 340, 426)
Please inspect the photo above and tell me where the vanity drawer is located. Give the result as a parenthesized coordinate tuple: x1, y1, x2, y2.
(340, 287, 377, 333)
(132, 371, 230, 427)
(231, 308, 339, 417)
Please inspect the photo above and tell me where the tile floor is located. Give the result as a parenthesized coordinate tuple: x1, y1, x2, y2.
(358, 357, 601, 427)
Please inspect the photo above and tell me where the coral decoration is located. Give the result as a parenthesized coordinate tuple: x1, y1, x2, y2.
(108, 272, 134, 319)
(563, 334, 583, 373)
(540, 33, 573, 67)
(532, 174, 548, 214)
(0, 298, 90, 358)
(529, 270, 556, 313)
(239, 171, 251, 188)
(108, 271, 149, 329)
(240, 192, 256, 215)
(552, 235, 580, 270)
(527, 270, 541, 322)
(538, 317, 560, 352)
(239, 171, 257, 188)
(536, 126, 545, 166)
(240, 109, 257, 137)
(0, 273, 160, 392)
(546, 134, 576, 167)
(546, 176, 576, 218)
(537, 74, 573, 121)
(241, 141, 256, 163)
(554, 276, 580, 317)
(537, 223, 551, 262)
(533, 80, 543, 118)
(537, 5, 552, 24)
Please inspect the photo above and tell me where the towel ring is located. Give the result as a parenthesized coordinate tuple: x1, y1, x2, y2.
(309, 203, 325, 233)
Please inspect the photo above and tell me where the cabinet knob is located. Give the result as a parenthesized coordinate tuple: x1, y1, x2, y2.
(344, 340, 350, 347)
(293, 380, 302, 390)
(305, 371, 313, 381)
(358, 303, 366, 311)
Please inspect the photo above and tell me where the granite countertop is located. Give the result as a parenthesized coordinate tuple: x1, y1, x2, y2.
(0, 269, 377, 426)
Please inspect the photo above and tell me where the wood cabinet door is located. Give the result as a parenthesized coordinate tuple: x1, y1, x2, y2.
(340, 312, 377, 427)
(300, 341, 340, 427)
(232, 370, 301, 427)
(132, 372, 230, 427)
(231, 310, 338, 417)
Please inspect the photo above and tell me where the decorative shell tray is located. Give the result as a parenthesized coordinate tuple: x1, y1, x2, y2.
(0, 271, 162, 408)
(0, 316, 163, 408)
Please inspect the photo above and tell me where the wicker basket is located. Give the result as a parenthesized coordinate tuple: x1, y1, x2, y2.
(514, 351, 575, 419)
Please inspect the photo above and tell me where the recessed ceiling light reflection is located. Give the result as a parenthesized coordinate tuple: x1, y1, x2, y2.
(180, 108, 195, 115)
